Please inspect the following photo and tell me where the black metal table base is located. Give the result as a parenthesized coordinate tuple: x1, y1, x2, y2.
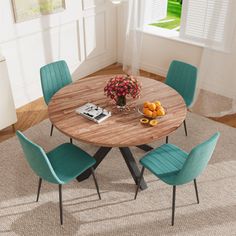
(119, 147, 147, 190)
(136, 144, 153, 152)
(76, 147, 112, 182)
(76, 146, 147, 190)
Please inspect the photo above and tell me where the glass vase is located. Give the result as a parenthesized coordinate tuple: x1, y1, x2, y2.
(116, 96, 126, 109)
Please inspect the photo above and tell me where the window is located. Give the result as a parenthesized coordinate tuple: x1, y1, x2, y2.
(145, 0, 234, 50)
(150, 0, 182, 31)
(180, 0, 231, 50)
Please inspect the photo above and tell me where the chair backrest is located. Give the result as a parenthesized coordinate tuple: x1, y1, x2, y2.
(165, 60, 198, 107)
(40, 60, 72, 105)
(175, 132, 220, 185)
(16, 131, 62, 184)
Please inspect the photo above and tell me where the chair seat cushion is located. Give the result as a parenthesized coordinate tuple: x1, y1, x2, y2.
(47, 143, 96, 184)
(140, 144, 188, 178)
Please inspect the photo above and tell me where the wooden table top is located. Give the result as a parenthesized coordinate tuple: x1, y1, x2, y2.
(48, 75, 187, 147)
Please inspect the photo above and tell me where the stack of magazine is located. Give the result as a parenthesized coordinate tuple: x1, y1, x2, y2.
(75, 103, 111, 123)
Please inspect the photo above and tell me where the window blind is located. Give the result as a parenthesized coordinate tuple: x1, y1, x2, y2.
(180, 0, 233, 50)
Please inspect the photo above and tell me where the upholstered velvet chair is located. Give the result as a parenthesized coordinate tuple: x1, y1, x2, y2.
(40, 60, 72, 138)
(16, 130, 101, 225)
(165, 60, 198, 141)
(134, 132, 220, 226)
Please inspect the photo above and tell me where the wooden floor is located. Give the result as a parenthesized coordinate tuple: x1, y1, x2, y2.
(0, 63, 235, 143)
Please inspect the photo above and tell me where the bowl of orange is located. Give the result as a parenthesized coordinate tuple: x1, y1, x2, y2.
(138, 101, 166, 119)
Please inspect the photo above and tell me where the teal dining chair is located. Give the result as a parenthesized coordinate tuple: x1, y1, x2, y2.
(16, 130, 101, 225)
(165, 60, 198, 142)
(134, 132, 220, 226)
(40, 60, 72, 138)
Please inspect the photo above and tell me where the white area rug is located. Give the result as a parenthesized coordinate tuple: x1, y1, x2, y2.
(0, 112, 236, 235)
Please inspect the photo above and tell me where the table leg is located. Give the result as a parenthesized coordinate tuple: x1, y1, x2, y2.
(136, 144, 153, 152)
(119, 147, 147, 190)
(76, 146, 112, 182)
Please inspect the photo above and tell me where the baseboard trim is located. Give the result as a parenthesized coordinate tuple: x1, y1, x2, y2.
(117, 58, 167, 77)
(140, 62, 167, 77)
(200, 80, 235, 99)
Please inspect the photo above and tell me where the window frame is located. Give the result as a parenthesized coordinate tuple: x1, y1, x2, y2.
(145, 0, 234, 52)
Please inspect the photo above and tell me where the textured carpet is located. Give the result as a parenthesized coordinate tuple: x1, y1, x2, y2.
(0, 112, 236, 236)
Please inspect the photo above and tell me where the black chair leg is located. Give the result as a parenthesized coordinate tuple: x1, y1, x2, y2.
(166, 136, 169, 144)
(36, 178, 42, 202)
(59, 184, 63, 225)
(91, 167, 101, 200)
(70, 138, 73, 144)
(172, 186, 176, 226)
(183, 120, 188, 136)
(194, 179, 200, 204)
(50, 124, 54, 137)
(134, 167, 145, 200)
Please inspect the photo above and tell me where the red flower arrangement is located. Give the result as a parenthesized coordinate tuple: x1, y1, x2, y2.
(104, 75, 141, 107)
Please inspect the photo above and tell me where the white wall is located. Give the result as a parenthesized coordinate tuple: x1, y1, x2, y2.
(0, 0, 117, 108)
(199, 37, 236, 99)
(117, 3, 203, 77)
(139, 34, 203, 77)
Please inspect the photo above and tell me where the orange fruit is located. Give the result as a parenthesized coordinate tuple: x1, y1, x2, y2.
(157, 108, 165, 116)
(143, 107, 149, 114)
(144, 109, 153, 117)
(140, 118, 149, 124)
(149, 119, 158, 126)
(148, 103, 156, 111)
(155, 105, 161, 111)
(155, 101, 162, 106)
(143, 101, 150, 108)
(152, 110, 158, 118)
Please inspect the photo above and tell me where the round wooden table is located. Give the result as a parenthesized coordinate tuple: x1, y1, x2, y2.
(48, 75, 187, 189)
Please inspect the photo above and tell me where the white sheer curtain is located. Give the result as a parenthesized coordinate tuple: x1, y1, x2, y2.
(122, 0, 157, 75)
(191, 1, 236, 117)
(122, 0, 144, 75)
